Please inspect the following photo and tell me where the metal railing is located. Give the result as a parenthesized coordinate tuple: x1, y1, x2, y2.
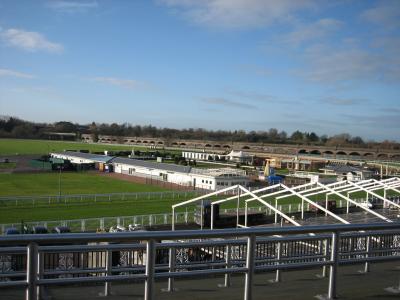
(0, 190, 205, 208)
(1, 223, 400, 300)
(3, 196, 399, 234)
(0, 211, 196, 234)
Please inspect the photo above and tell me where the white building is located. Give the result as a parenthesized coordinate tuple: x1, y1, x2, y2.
(182, 151, 222, 161)
(320, 165, 374, 182)
(111, 157, 249, 190)
(50, 151, 114, 165)
(182, 150, 253, 165)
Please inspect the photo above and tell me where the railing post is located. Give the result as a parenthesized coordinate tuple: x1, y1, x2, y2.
(165, 247, 176, 292)
(102, 249, 113, 296)
(145, 239, 156, 300)
(26, 242, 38, 300)
(318, 239, 328, 278)
(37, 252, 44, 300)
(363, 236, 371, 273)
(244, 235, 256, 300)
(220, 244, 232, 287)
(275, 242, 282, 282)
(328, 231, 339, 299)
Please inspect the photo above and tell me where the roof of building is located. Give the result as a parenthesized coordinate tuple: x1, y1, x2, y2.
(111, 157, 193, 173)
(322, 164, 373, 174)
(111, 157, 248, 178)
(51, 151, 114, 163)
(190, 167, 247, 177)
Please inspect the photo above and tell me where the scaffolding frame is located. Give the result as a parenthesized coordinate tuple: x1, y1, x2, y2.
(171, 179, 400, 231)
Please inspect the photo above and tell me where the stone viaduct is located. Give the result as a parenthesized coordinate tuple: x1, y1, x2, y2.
(81, 134, 400, 160)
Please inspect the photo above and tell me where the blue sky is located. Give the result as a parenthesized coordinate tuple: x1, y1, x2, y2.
(0, 0, 399, 141)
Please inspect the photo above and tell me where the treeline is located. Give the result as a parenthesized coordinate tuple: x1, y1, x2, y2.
(0, 116, 398, 149)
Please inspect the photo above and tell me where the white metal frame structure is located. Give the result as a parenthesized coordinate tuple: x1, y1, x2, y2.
(171, 178, 400, 231)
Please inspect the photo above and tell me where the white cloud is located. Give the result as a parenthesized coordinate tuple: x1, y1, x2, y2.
(92, 77, 145, 89)
(201, 97, 256, 109)
(321, 97, 367, 106)
(0, 68, 35, 79)
(361, 0, 400, 29)
(159, 0, 315, 29)
(297, 41, 400, 84)
(47, 1, 98, 13)
(0, 28, 63, 53)
(282, 18, 343, 46)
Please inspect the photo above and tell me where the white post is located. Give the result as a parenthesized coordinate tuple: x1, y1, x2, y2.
(245, 202, 248, 227)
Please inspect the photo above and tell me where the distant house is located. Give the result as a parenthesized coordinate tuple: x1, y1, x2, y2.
(320, 165, 374, 181)
(266, 157, 325, 171)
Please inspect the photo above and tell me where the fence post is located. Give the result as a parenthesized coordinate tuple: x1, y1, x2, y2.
(219, 244, 232, 288)
(244, 235, 256, 300)
(81, 220, 85, 232)
(273, 242, 282, 283)
(166, 247, 176, 292)
(26, 242, 39, 300)
(37, 252, 45, 300)
(328, 231, 339, 299)
(103, 249, 113, 296)
(144, 239, 156, 300)
(363, 236, 371, 273)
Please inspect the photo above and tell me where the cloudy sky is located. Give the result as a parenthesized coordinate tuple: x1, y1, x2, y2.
(0, 0, 399, 140)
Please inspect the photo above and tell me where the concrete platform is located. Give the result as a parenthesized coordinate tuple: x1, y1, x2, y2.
(2, 262, 400, 300)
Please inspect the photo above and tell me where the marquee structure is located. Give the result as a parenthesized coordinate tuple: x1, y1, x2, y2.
(171, 178, 400, 230)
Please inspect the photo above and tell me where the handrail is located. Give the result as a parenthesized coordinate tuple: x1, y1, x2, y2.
(1, 222, 400, 300)
(1, 222, 400, 245)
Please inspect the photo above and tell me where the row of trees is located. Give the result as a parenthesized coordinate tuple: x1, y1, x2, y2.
(0, 116, 398, 149)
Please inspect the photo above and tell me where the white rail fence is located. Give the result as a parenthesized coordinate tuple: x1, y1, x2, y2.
(2, 196, 398, 234)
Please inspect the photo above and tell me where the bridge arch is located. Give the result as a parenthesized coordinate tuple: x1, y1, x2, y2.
(348, 152, 361, 156)
(377, 153, 388, 159)
(309, 150, 321, 155)
(323, 150, 334, 156)
(336, 151, 347, 156)
(223, 145, 231, 149)
(205, 144, 212, 148)
(298, 149, 308, 154)
(242, 146, 250, 150)
(214, 144, 221, 148)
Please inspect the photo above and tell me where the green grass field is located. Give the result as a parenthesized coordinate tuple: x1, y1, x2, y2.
(0, 138, 143, 155)
(0, 172, 168, 196)
(0, 162, 16, 169)
(0, 197, 189, 223)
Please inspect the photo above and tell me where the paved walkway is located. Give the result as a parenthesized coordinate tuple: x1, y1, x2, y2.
(2, 262, 400, 300)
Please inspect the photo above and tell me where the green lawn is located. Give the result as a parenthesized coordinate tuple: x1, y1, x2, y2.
(0, 172, 168, 196)
(0, 197, 184, 223)
(0, 138, 141, 155)
(0, 162, 16, 169)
